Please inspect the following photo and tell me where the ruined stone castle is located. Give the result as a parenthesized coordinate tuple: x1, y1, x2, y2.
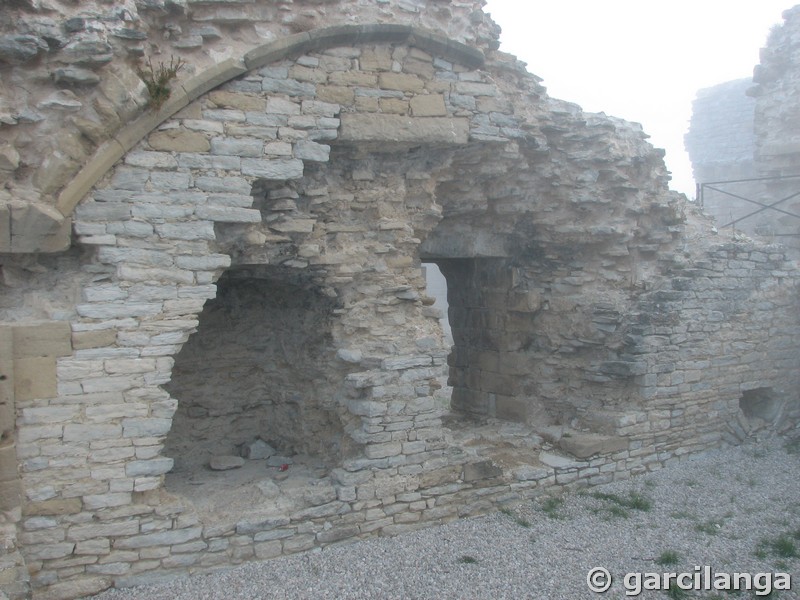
(0, 2, 798, 599)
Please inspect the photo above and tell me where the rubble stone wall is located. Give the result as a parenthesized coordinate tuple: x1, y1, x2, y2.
(0, 4, 797, 600)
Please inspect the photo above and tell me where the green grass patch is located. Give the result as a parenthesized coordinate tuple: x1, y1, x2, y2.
(757, 534, 799, 560)
(540, 496, 565, 520)
(499, 507, 531, 528)
(591, 491, 652, 512)
(458, 555, 478, 564)
(655, 549, 681, 566)
(695, 518, 725, 535)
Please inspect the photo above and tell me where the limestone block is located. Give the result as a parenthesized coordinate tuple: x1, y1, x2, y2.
(360, 46, 393, 71)
(9, 202, 71, 253)
(293, 140, 330, 162)
(410, 94, 447, 117)
(148, 129, 210, 152)
(210, 137, 263, 157)
(316, 85, 354, 105)
(379, 73, 424, 93)
(0, 477, 21, 511)
(114, 526, 201, 550)
(379, 98, 409, 114)
(208, 90, 266, 112)
(125, 458, 174, 477)
(32, 576, 111, 600)
(241, 158, 304, 180)
(339, 114, 468, 145)
(558, 433, 629, 459)
(13, 356, 57, 401)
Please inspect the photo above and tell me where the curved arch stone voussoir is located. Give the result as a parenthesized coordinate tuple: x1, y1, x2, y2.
(52, 24, 484, 228)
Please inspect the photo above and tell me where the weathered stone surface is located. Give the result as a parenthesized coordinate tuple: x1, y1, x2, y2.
(339, 114, 468, 144)
(240, 440, 276, 460)
(149, 129, 210, 152)
(52, 67, 100, 85)
(0, 35, 46, 64)
(558, 433, 629, 459)
(208, 456, 245, 471)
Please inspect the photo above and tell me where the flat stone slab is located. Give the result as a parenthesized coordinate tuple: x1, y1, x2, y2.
(339, 113, 469, 145)
(558, 432, 629, 459)
(208, 456, 245, 471)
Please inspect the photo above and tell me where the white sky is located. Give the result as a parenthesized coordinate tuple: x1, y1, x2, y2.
(483, 0, 792, 198)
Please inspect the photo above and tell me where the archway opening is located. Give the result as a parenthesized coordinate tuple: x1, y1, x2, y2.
(163, 265, 347, 517)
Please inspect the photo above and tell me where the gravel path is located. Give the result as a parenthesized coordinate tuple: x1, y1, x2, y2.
(88, 439, 800, 600)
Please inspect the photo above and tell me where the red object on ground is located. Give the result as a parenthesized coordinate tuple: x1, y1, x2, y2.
(279, 464, 289, 471)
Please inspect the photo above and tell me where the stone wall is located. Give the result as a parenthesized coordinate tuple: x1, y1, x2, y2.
(686, 5, 800, 253)
(751, 4, 800, 254)
(0, 4, 797, 600)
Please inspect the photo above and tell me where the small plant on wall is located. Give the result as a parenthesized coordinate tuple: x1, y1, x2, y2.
(136, 55, 186, 110)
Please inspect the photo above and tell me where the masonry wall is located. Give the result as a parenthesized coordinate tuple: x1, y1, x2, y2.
(0, 7, 797, 600)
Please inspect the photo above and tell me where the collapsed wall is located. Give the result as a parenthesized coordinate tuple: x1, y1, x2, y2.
(0, 3, 798, 599)
(685, 5, 800, 253)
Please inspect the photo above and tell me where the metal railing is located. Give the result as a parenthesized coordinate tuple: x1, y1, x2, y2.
(697, 174, 800, 235)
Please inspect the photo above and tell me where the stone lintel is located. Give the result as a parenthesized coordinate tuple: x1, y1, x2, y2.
(338, 113, 469, 145)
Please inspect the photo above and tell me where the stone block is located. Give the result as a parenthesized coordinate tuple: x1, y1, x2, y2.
(316, 85, 354, 105)
(0, 444, 18, 483)
(23, 498, 82, 516)
(10, 202, 71, 253)
(339, 114, 468, 145)
(72, 329, 117, 351)
(379, 73, 424, 93)
(194, 206, 261, 223)
(208, 90, 266, 112)
(410, 94, 447, 116)
(12, 322, 73, 359)
(148, 129, 210, 152)
(241, 158, 304, 180)
(558, 433, 629, 459)
(0, 476, 21, 510)
(293, 140, 330, 162)
(125, 458, 174, 477)
(13, 356, 57, 401)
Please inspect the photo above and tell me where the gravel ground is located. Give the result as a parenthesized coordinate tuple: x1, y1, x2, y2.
(88, 439, 800, 600)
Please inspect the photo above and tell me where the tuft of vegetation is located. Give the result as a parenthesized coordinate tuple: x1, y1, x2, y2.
(499, 507, 531, 528)
(592, 492, 653, 512)
(136, 55, 186, 110)
(655, 550, 681, 566)
(695, 518, 725, 536)
(539, 496, 565, 520)
(785, 437, 800, 455)
(458, 555, 478, 564)
(756, 534, 799, 560)
(665, 581, 688, 600)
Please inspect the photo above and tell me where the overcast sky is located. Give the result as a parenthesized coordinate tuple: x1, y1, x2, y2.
(483, 0, 792, 199)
